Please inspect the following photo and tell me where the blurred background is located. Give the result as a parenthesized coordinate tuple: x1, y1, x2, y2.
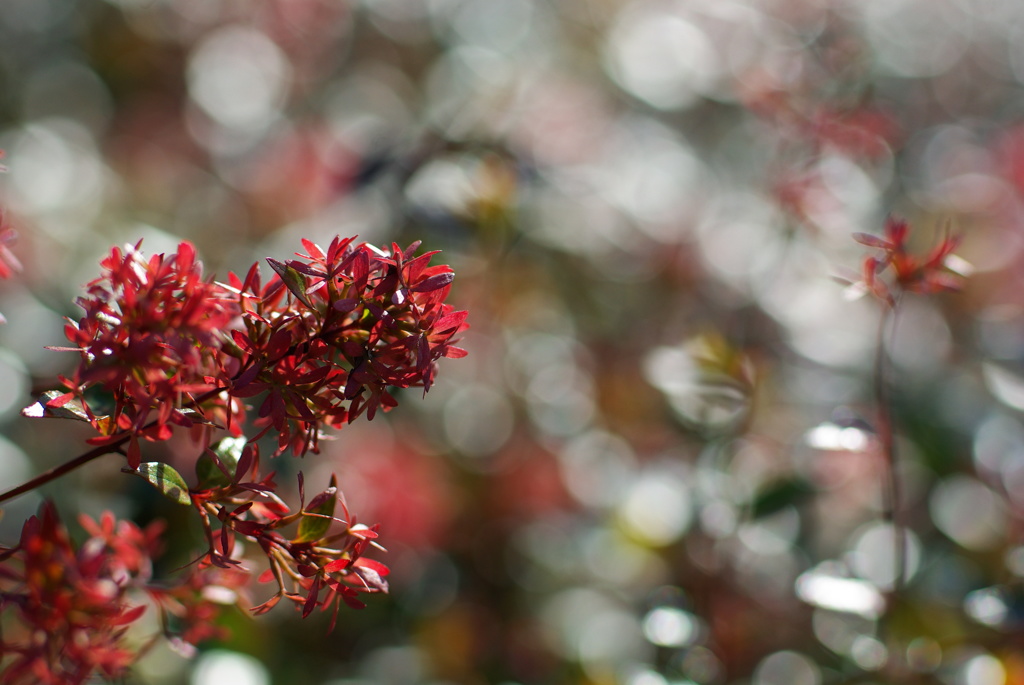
(3, 0, 1024, 683)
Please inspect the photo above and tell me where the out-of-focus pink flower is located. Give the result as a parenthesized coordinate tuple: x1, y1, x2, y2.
(0, 227, 20, 282)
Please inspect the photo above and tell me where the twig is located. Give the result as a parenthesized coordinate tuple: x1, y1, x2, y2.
(875, 297, 905, 595)
(0, 437, 127, 505)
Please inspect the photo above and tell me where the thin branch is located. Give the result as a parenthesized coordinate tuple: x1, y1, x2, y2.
(0, 384, 235, 506)
(0, 436, 128, 505)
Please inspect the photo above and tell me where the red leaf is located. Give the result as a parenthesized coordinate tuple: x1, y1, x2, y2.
(411, 271, 454, 293)
(233, 519, 264, 536)
(45, 392, 76, 408)
(354, 557, 391, 577)
(300, 238, 325, 260)
(266, 329, 293, 360)
(251, 594, 281, 615)
(325, 557, 351, 573)
(342, 590, 366, 610)
(302, 576, 321, 618)
(852, 232, 892, 249)
(176, 241, 196, 270)
(434, 309, 469, 334)
(234, 445, 255, 484)
(231, 330, 255, 354)
(111, 603, 148, 626)
(333, 298, 359, 312)
(127, 436, 141, 470)
(243, 261, 262, 293)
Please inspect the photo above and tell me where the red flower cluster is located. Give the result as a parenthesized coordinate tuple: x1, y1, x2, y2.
(853, 217, 966, 305)
(187, 440, 390, 631)
(0, 503, 254, 681)
(247, 476, 390, 632)
(227, 236, 469, 455)
(0, 234, 468, 682)
(53, 236, 468, 458)
(0, 504, 160, 684)
(53, 242, 241, 466)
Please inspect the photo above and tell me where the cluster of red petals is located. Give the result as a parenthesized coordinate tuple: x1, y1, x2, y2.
(0, 227, 20, 282)
(227, 236, 468, 455)
(55, 241, 241, 465)
(0, 504, 161, 684)
(188, 453, 390, 631)
(147, 565, 249, 655)
(250, 513, 390, 631)
(4, 235, 465, 676)
(853, 217, 964, 305)
(52, 235, 468, 457)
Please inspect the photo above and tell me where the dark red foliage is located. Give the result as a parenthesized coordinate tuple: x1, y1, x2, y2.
(55, 241, 241, 465)
(1, 234, 465, 682)
(226, 236, 469, 455)
(0, 504, 159, 684)
(52, 235, 467, 457)
(189, 464, 391, 632)
(147, 565, 250, 656)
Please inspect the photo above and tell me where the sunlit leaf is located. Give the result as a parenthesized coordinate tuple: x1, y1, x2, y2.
(128, 462, 191, 506)
(21, 390, 95, 422)
(195, 437, 247, 489)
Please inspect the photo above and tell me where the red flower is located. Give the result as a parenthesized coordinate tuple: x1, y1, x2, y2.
(0, 233, 468, 671)
(55, 241, 241, 465)
(147, 565, 250, 656)
(229, 236, 469, 455)
(0, 504, 154, 684)
(852, 217, 967, 305)
(43, 236, 467, 459)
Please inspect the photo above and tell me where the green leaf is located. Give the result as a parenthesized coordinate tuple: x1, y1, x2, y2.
(22, 390, 93, 422)
(750, 477, 815, 519)
(177, 408, 221, 426)
(266, 258, 315, 309)
(129, 462, 191, 506)
(293, 475, 338, 544)
(195, 437, 247, 489)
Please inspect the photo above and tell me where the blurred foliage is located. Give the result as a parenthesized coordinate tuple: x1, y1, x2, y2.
(4, 0, 1024, 684)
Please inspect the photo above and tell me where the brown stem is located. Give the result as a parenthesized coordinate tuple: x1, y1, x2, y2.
(875, 298, 905, 595)
(0, 435, 129, 505)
